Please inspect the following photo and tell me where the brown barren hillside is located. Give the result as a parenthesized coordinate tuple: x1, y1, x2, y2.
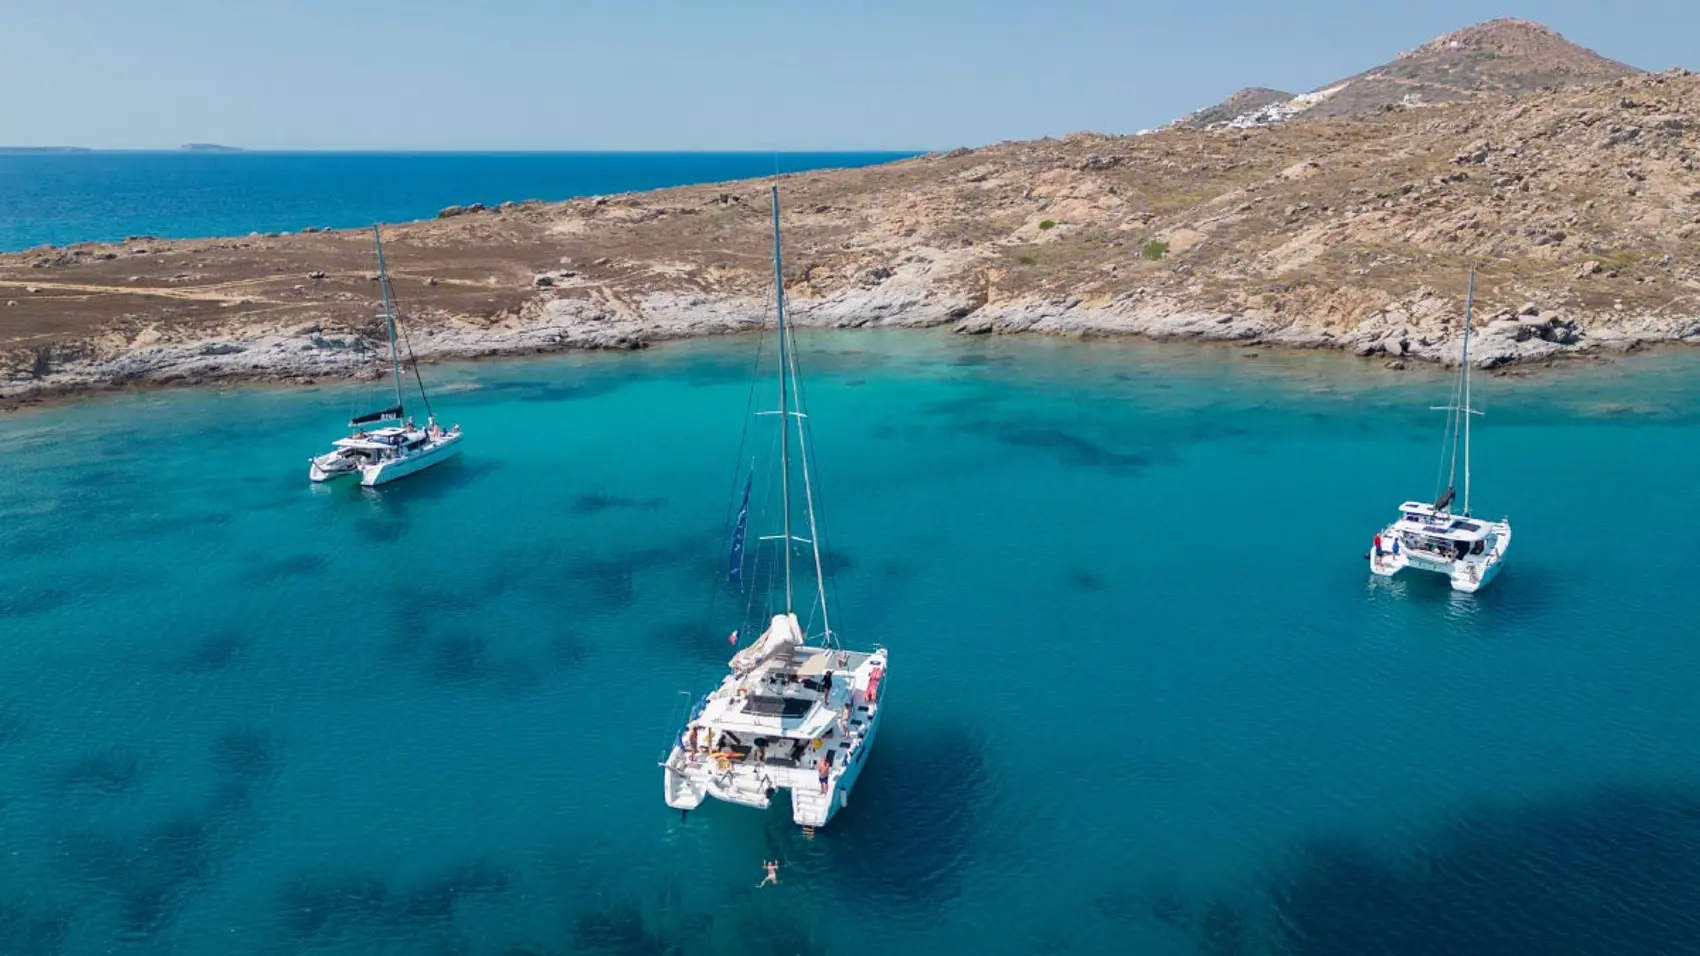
(1179, 18, 1641, 128)
(5, 67, 1700, 401)
(1310, 18, 1641, 118)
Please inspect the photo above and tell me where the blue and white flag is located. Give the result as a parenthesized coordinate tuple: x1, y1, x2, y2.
(728, 474, 752, 584)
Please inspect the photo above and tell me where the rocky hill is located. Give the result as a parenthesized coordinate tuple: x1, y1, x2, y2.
(1176, 19, 1640, 129)
(5, 67, 1700, 402)
(1173, 87, 1294, 129)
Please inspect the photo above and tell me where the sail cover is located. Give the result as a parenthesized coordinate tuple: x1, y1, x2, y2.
(1433, 486, 1455, 513)
(349, 404, 403, 427)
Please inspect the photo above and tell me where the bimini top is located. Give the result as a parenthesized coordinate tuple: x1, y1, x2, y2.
(331, 426, 423, 451)
(1389, 501, 1494, 543)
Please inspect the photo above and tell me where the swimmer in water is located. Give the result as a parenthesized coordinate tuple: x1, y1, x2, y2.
(757, 860, 779, 887)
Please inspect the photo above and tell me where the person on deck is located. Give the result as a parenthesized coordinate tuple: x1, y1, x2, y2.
(817, 755, 831, 795)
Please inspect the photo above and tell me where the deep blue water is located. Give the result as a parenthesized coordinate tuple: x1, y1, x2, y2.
(4, 332, 1700, 955)
(0, 151, 917, 251)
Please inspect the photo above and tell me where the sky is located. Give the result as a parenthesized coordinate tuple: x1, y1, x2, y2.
(1, 0, 1694, 151)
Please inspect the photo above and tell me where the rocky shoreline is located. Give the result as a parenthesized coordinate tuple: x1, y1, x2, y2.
(8, 68, 1700, 406)
(6, 281, 1693, 412)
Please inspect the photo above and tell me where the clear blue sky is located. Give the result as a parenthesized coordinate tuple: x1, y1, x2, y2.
(2, 0, 1692, 151)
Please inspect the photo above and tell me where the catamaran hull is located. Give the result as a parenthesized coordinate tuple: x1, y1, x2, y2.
(358, 434, 463, 486)
(661, 705, 883, 828)
(804, 694, 883, 827)
(1369, 522, 1511, 593)
(1450, 524, 1510, 593)
(662, 647, 888, 829)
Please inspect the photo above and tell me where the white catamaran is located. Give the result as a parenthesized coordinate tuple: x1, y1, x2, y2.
(661, 185, 888, 830)
(309, 226, 463, 487)
(1369, 268, 1512, 592)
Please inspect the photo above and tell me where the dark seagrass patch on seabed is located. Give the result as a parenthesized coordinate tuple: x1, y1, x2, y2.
(570, 900, 682, 956)
(416, 630, 489, 686)
(210, 726, 279, 784)
(276, 859, 511, 945)
(649, 619, 732, 666)
(176, 631, 248, 673)
(425, 630, 550, 693)
(816, 547, 856, 577)
(237, 552, 331, 587)
(1064, 567, 1109, 591)
(0, 584, 71, 619)
(624, 531, 722, 577)
(379, 602, 562, 693)
(0, 706, 25, 750)
(352, 510, 408, 544)
(64, 814, 217, 937)
(950, 352, 1017, 368)
(991, 424, 1150, 472)
(480, 376, 627, 405)
(1260, 784, 1700, 956)
(551, 629, 591, 668)
(1084, 880, 1257, 956)
(0, 899, 73, 956)
(54, 746, 145, 796)
(115, 507, 235, 542)
(725, 907, 826, 956)
(563, 558, 637, 611)
(569, 490, 667, 515)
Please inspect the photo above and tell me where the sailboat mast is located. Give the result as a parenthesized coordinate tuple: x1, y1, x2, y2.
(771, 185, 794, 612)
(783, 285, 834, 646)
(1461, 268, 1475, 516)
(373, 226, 405, 414)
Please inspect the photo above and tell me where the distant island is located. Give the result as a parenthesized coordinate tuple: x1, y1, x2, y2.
(0, 144, 245, 154)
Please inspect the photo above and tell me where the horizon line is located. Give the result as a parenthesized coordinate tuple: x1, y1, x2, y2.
(0, 146, 937, 155)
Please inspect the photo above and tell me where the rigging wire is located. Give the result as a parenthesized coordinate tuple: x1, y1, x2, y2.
(392, 303, 434, 421)
(784, 328, 845, 648)
(1432, 327, 1468, 508)
(698, 289, 774, 644)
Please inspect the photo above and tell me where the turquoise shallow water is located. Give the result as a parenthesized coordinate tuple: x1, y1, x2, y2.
(4, 333, 1700, 955)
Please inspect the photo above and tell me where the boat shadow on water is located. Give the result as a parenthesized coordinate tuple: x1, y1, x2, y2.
(765, 722, 999, 910)
(307, 454, 490, 514)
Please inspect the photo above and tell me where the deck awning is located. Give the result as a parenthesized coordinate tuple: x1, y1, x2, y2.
(794, 647, 832, 678)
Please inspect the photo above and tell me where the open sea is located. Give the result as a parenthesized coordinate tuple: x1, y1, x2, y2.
(3, 331, 1700, 955)
(0, 151, 916, 252)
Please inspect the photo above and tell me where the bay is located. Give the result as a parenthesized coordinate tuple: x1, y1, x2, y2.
(2, 332, 1698, 954)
